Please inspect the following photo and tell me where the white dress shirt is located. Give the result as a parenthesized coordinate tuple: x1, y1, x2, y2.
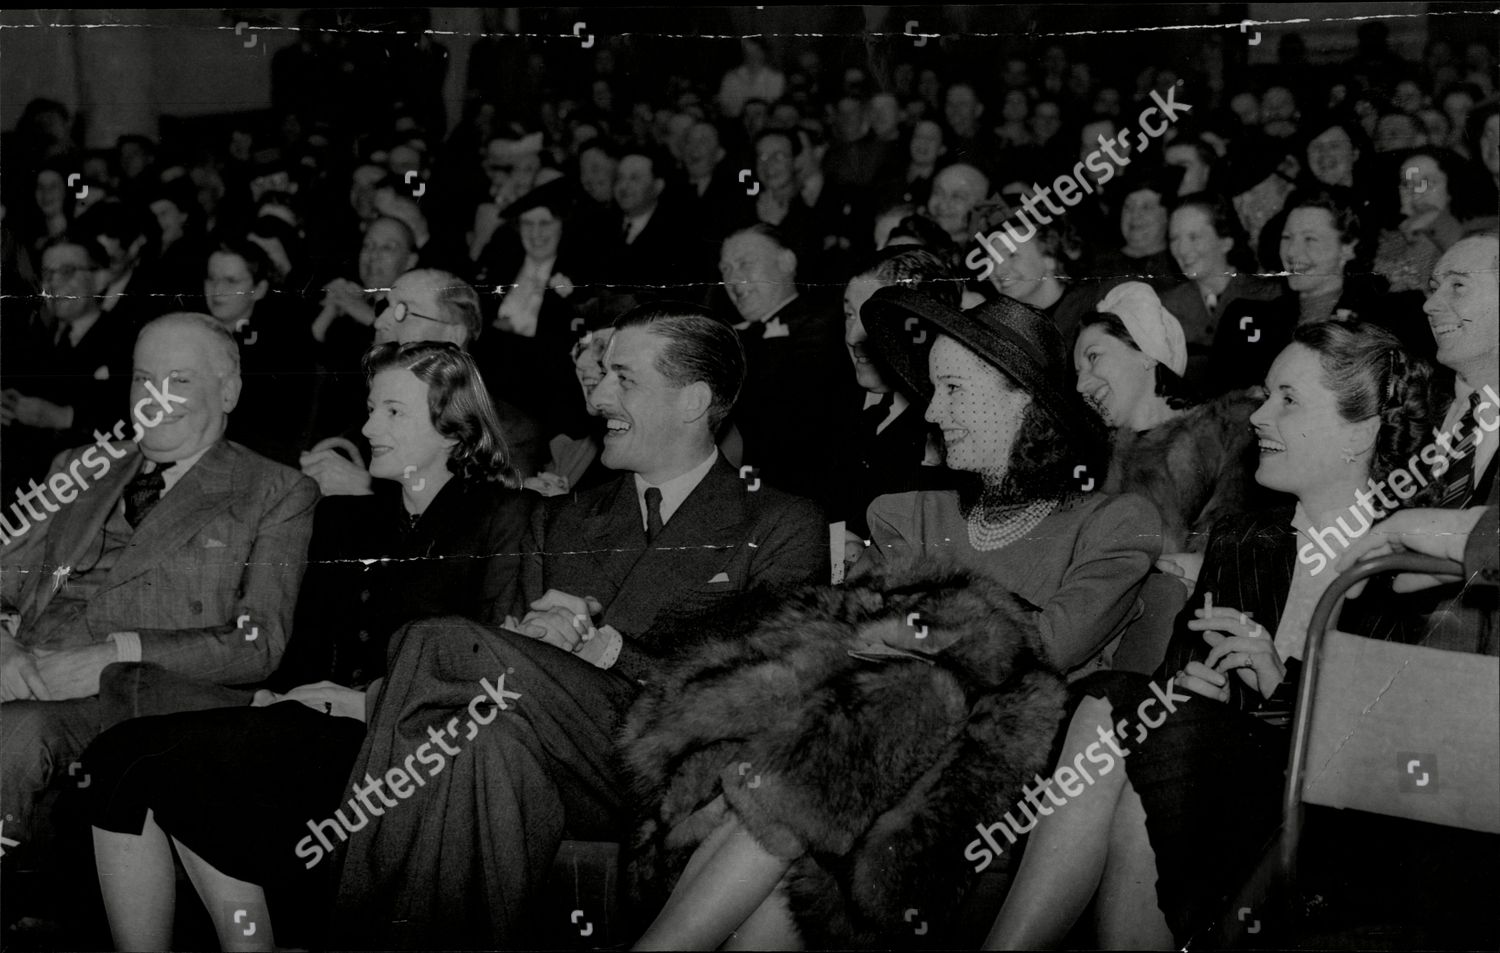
(633, 450, 719, 531)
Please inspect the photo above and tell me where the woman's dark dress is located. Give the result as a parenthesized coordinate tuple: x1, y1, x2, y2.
(1072, 507, 1411, 944)
(79, 477, 531, 941)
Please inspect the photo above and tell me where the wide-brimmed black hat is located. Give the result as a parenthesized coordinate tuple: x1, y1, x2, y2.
(862, 286, 1103, 456)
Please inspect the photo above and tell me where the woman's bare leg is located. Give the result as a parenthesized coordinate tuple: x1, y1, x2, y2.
(93, 812, 176, 951)
(982, 696, 1128, 950)
(173, 837, 276, 952)
(1094, 783, 1173, 950)
(634, 814, 791, 951)
(722, 874, 803, 951)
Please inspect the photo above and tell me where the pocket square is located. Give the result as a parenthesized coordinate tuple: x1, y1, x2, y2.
(707, 572, 731, 584)
(202, 538, 227, 549)
(93, 365, 111, 381)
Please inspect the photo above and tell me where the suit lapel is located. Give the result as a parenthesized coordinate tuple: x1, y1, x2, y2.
(605, 459, 747, 632)
(28, 447, 143, 622)
(582, 475, 651, 600)
(104, 442, 239, 592)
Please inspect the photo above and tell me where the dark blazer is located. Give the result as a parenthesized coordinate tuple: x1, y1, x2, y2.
(1160, 508, 1418, 716)
(835, 396, 938, 537)
(0, 307, 137, 495)
(733, 293, 862, 511)
(1, 439, 318, 686)
(520, 454, 827, 684)
(597, 203, 690, 302)
(272, 476, 534, 691)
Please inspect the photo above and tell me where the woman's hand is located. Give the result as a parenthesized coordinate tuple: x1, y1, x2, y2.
(523, 472, 570, 497)
(299, 444, 373, 497)
(1187, 606, 1286, 699)
(252, 680, 367, 722)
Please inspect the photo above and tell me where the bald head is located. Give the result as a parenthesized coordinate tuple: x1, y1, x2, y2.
(928, 163, 990, 241)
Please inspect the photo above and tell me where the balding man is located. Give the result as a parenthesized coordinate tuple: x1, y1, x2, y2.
(927, 161, 991, 249)
(1, 313, 319, 854)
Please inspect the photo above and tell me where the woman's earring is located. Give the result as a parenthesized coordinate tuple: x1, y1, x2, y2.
(1340, 446, 1360, 463)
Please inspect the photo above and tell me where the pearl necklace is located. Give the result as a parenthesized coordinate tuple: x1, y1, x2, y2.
(965, 498, 1060, 552)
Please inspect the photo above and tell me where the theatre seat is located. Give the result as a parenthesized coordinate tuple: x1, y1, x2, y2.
(542, 840, 623, 949)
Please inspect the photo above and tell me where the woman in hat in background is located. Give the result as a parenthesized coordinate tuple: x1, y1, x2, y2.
(623, 290, 1162, 950)
(471, 173, 592, 443)
(1075, 281, 1261, 586)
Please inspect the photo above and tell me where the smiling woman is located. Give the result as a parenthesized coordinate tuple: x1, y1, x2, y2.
(80, 341, 530, 952)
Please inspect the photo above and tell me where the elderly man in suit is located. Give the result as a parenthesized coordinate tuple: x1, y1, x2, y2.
(330, 303, 827, 949)
(720, 223, 860, 511)
(0, 312, 318, 854)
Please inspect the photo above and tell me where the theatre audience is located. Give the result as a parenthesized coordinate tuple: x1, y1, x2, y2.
(80, 341, 531, 951)
(984, 321, 1456, 950)
(1, 313, 318, 863)
(3, 12, 1498, 949)
(328, 305, 825, 949)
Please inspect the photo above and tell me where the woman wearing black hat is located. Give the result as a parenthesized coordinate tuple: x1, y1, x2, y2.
(624, 291, 1163, 950)
(471, 175, 592, 441)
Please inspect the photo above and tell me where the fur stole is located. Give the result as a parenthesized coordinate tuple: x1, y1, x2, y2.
(619, 555, 1070, 947)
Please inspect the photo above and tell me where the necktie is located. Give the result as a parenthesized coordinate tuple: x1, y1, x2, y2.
(124, 465, 166, 528)
(1436, 392, 1482, 507)
(622, 218, 635, 245)
(644, 486, 664, 545)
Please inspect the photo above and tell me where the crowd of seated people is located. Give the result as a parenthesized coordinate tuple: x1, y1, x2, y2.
(1, 10, 1497, 951)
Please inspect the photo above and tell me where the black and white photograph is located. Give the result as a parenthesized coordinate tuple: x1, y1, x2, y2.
(1, 4, 1497, 950)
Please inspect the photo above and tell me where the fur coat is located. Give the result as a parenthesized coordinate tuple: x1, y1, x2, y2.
(619, 555, 1070, 948)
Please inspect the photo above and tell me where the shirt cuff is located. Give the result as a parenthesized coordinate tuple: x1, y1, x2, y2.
(108, 631, 142, 663)
(575, 625, 624, 670)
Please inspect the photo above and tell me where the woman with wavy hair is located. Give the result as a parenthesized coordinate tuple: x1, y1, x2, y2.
(81, 341, 532, 952)
(985, 321, 1441, 949)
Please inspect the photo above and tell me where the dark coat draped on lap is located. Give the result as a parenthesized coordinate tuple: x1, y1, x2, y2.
(619, 555, 1071, 948)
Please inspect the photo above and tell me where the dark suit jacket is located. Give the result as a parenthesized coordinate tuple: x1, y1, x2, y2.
(0, 308, 137, 496)
(733, 293, 862, 511)
(520, 454, 827, 684)
(1, 439, 318, 686)
(597, 203, 691, 302)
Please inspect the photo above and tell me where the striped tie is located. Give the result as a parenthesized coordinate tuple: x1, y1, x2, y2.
(1436, 392, 1482, 508)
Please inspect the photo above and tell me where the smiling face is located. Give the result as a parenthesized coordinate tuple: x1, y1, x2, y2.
(754, 132, 797, 192)
(131, 320, 239, 462)
(359, 218, 417, 290)
(35, 170, 66, 218)
(1248, 343, 1375, 498)
(909, 120, 945, 166)
(1169, 205, 1233, 282)
(1307, 126, 1358, 187)
(987, 234, 1054, 305)
(1120, 189, 1168, 255)
(518, 206, 563, 262)
(589, 325, 696, 479)
(1074, 324, 1156, 429)
(373, 272, 466, 346)
(1424, 236, 1499, 380)
(1398, 154, 1450, 217)
(720, 231, 796, 323)
(927, 164, 988, 241)
(41, 243, 102, 324)
(204, 251, 267, 327)
(361, 366, 454, 487)
(925, 335, 1031, 478)
(842, 276, 889, 392)
(1280, 207, 1355, 297)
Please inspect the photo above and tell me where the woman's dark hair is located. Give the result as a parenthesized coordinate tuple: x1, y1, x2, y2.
(889, 213, 955, 252)
(956, 374, 1085, 513)
(362, 340, 521, 488)
(1170, 190, 1256, 273)
(1301, 113, 1374, 182)
(1282, 187, 1370, 273)
(1396, 145, 1487, 221)
(209, 236, 274, 287)
(613, 301, 746, 433)
(856, 246, 961, 309)
(1292, 320, 1440, 500)
(753, 126, 803, 159)
(1078, 310, 1200, 410)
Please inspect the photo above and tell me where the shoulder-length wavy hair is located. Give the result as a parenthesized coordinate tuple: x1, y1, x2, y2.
(362, 341, 522, 489)
(1292, 320, 1442, 501)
